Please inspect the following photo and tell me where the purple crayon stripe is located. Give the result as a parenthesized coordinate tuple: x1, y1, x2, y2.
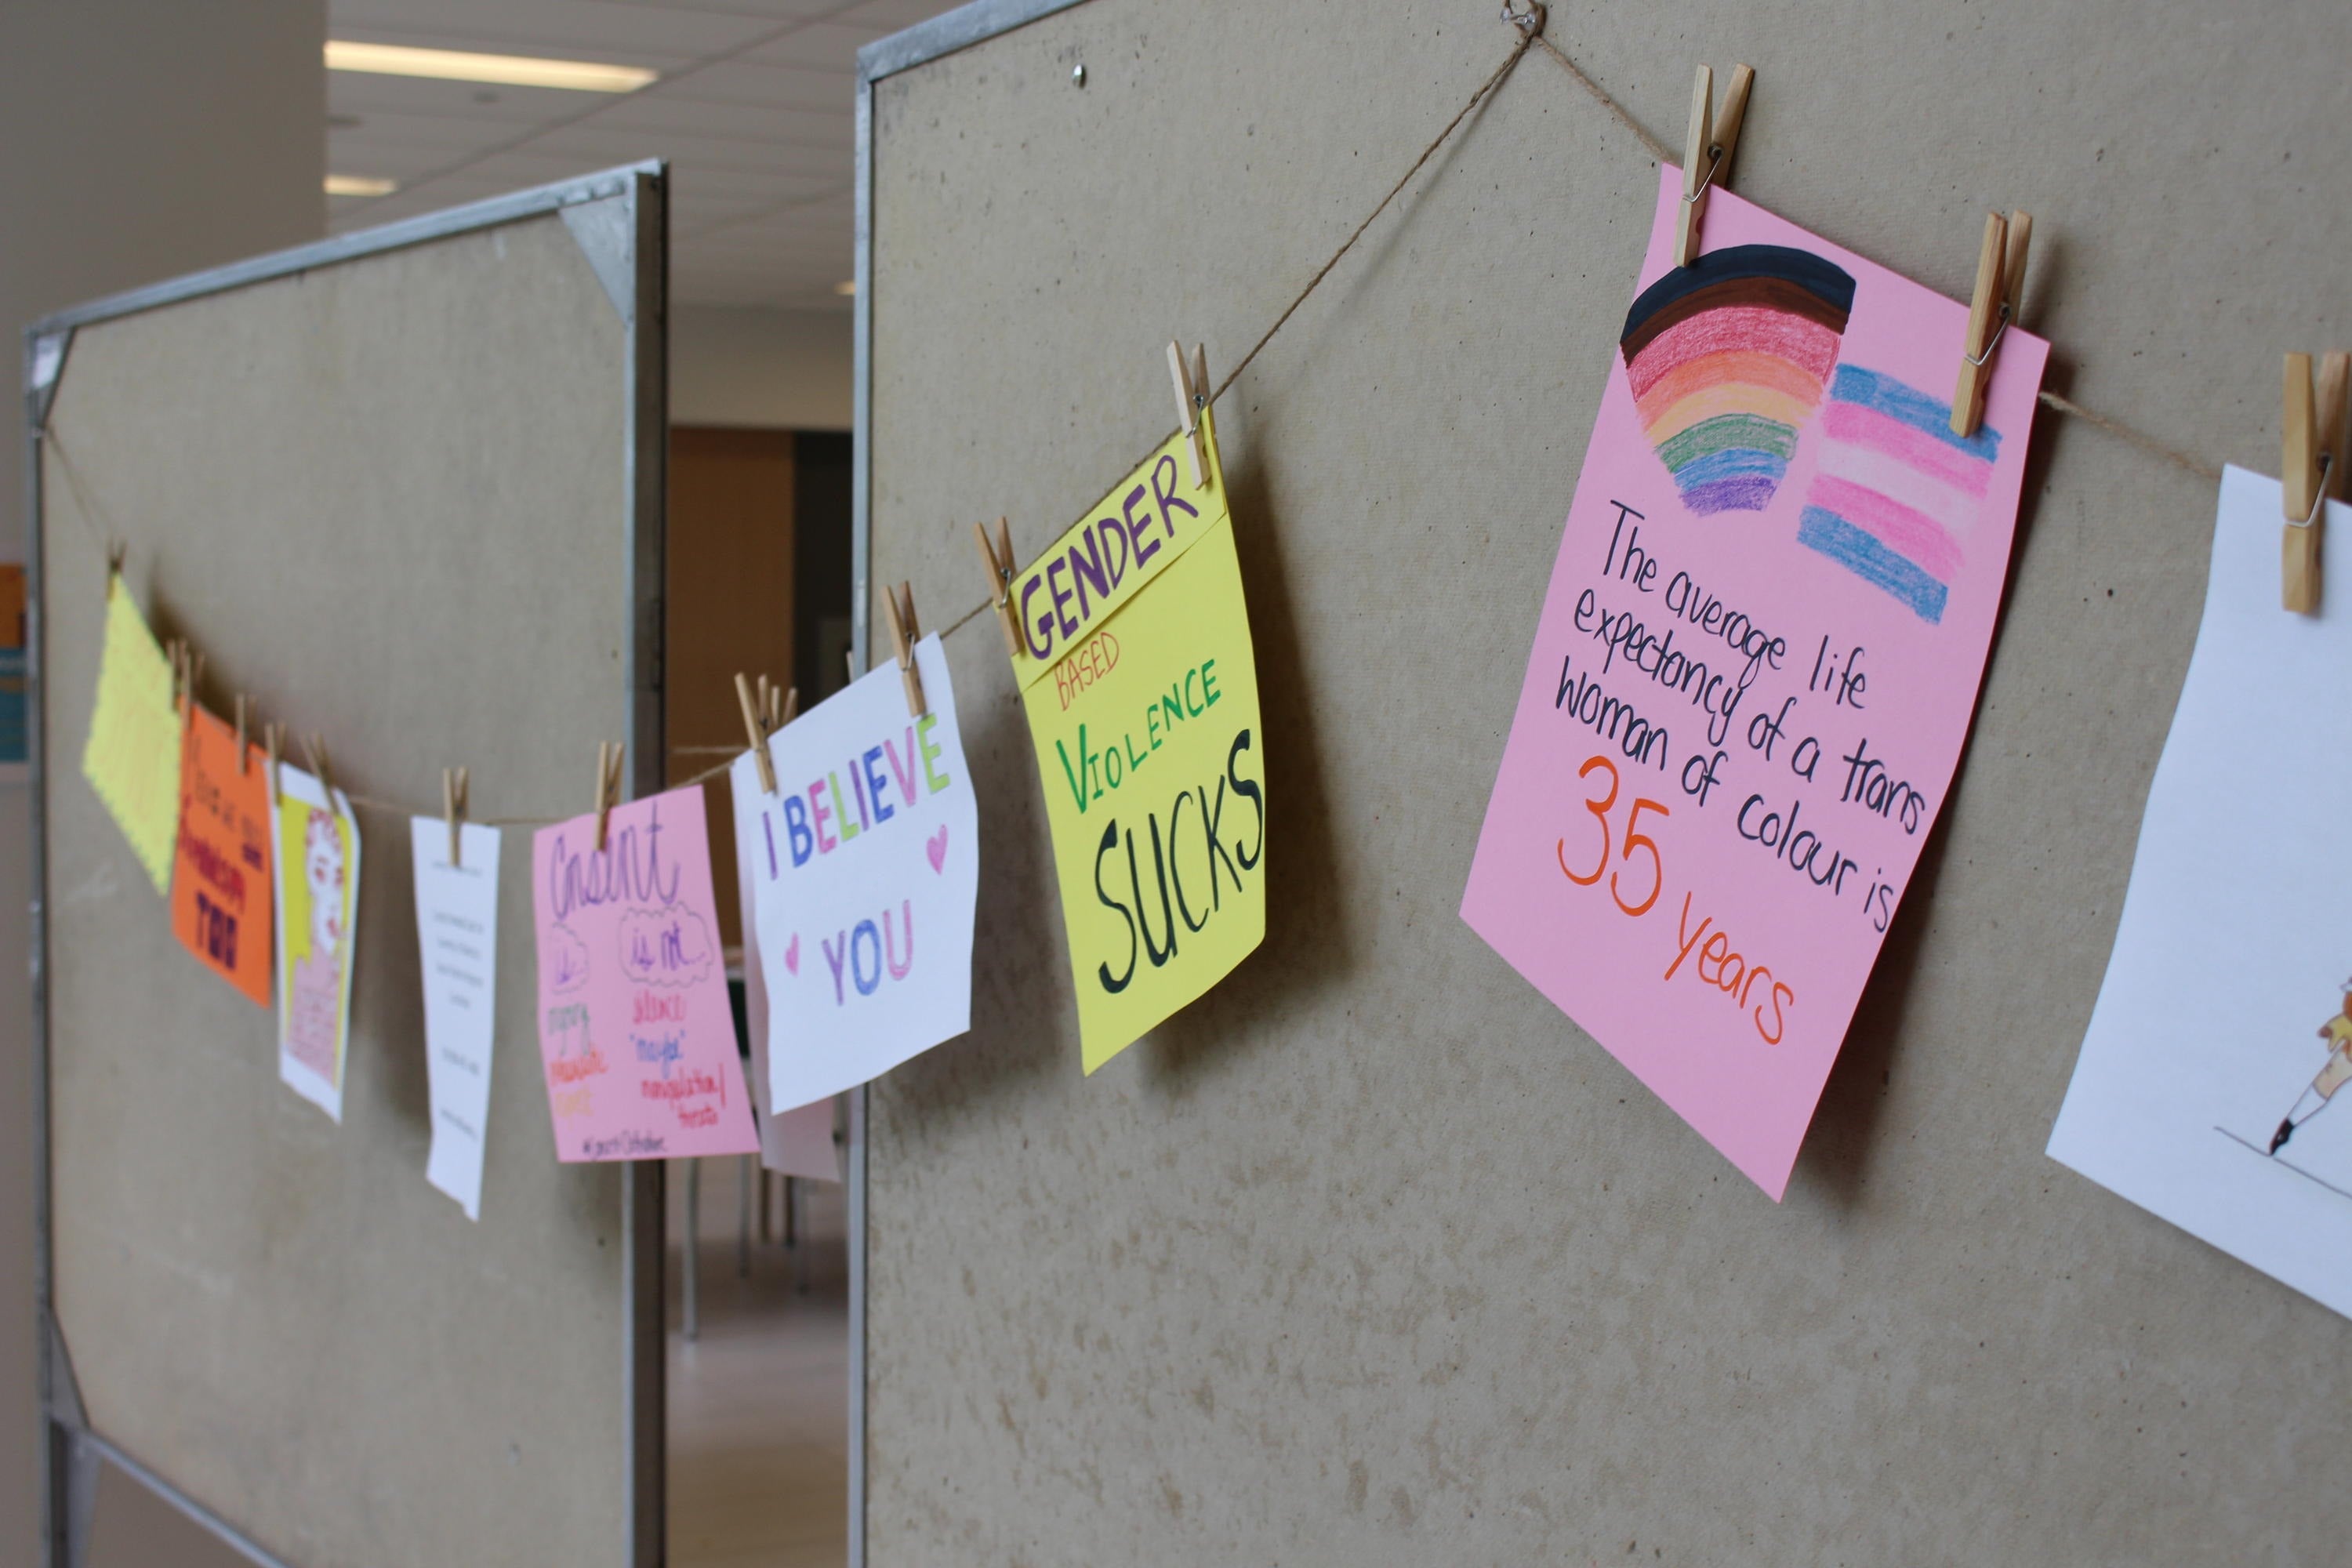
(1682, 474, 1780, 514)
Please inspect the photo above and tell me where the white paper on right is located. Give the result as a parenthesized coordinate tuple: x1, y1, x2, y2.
(2051, 465, 2352, 1319)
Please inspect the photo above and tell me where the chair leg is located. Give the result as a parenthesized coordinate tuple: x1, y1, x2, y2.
(683, 1160, 700, 1342)
(736, 1154, 753, 1279)
(793, 1177, 810, 1295)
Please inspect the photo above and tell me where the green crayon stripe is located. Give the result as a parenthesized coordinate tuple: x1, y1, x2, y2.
(1656, 413, 1797, 472)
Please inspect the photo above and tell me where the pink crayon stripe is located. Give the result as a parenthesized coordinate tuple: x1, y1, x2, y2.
(1808, 474, 1963, 582)
(1625, 307, 1842, 398)
(1820, 401, 1995, 498)
(1814, 441, 1980, 539)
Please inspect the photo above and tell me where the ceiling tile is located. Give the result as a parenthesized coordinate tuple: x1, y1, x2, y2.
(429, 147, 631, 189)
(528, 122, 848, 179)
(328, 0, 773, 60)
(328, 173, 550, 231)
(838, 0, 968, 30)
(742, 20, 890, 72)
(328, 71, 615, 126)
(328, 137, 497, 186)
(328, 108, 524, 151)
(320, 0, 953, 308)
(590, 0, 848, 21)
(641, 60, 858, 112)
(591, 93, 851, 151)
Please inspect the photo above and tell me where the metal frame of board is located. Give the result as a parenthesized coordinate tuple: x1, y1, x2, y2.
(21, 161, 671, 1568)
(848, 5, 1087, 1561)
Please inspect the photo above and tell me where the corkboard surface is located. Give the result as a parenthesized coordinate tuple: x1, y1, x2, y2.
(42, 210, 644, 1568)
(863, 2, 2350, 1562)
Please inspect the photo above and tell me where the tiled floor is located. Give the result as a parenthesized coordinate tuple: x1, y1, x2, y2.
(668, 1167, 851, 1568)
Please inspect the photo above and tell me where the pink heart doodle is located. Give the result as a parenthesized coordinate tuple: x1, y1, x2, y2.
(927, 824, 949, 873)
(783, 932, 800, 975)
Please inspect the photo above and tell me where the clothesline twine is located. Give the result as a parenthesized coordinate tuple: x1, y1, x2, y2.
(44, 14, 2225, 828)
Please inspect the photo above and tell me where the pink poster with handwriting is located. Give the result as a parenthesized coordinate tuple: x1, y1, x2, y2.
(532, 784, 758, 1162)
(1461, 170, 2048, 1198)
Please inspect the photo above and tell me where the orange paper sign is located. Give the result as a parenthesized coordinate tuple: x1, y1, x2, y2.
(172, 705, 273, 1006)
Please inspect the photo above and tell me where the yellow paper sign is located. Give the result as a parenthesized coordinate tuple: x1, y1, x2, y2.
(80, 586, 182, 894)
(1011, 409, 1266, 1072)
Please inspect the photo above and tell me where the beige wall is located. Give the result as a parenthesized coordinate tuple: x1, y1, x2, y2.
(671, 304, 853, 431)
(0, 2, 322, 1562)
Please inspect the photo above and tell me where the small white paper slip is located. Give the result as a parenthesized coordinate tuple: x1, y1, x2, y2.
(2050, 466, 2352, 1320)
(271, 761, 361, 1124)
(728, 749, 845, 1181)
(744, 635, 980, 1110)
(411, 817, 502, 1220)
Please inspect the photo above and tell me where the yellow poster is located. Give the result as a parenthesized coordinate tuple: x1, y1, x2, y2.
(79, 586, 182, 894)
(1010, 408, 1265, 1072)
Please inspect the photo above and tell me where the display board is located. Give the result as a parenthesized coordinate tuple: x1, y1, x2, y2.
(857, 2, 2350, 1561)
(28, 167, 666, 1567)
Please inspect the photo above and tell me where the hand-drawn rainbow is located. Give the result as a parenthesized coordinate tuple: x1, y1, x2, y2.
(1795, 365, 2002, 625)
(1619, 245, 1857, 516)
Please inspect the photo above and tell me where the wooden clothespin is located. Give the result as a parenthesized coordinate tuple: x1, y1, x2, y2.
(593, 740, 626, 852)
(166, 641, 203, 721)
(302, 733, 336, 816)
(971, 517, 1022, 658)
(769, 684, 797, 731)
(1167, 340, 1210, 488)
(234, 695, 250, 774)
(1673, 63, 1754, 268)
(2283, 350, 2350, 614)
(264, 721, 285, 801)
(104, 542, 125, 597)
(735, 672, 779, 794)
(881, 582, 927, 718)
(1951, 210, 2031, 437)
(443, 766, 470, 869)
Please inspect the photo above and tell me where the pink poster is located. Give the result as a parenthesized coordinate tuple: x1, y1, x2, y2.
(1461, 170, 2048, 1198)
(532, 784, 758, 1162)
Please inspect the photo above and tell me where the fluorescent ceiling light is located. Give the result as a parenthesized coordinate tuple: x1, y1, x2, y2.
(325, 40, 656, 93)
(325, 174, 398, 197)
(835, 280, 857, 296)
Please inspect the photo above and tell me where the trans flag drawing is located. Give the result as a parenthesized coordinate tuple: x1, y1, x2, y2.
(1796, 365, 2000, 624)
(1619, 244, 1857, 516)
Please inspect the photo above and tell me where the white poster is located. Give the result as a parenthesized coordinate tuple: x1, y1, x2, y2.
(271, 762, 360, 1123)
(743, 635, 979, 1109)
(2051, 465, 2352, 1319)
(729, 750, 844, 1180)
(411, 817, 501, 1220)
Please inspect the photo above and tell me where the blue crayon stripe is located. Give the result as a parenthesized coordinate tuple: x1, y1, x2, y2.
(1829, 365, 2002, 462)
(1797, 506, 1949, 623)
(1672, 446, 1787, 488)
